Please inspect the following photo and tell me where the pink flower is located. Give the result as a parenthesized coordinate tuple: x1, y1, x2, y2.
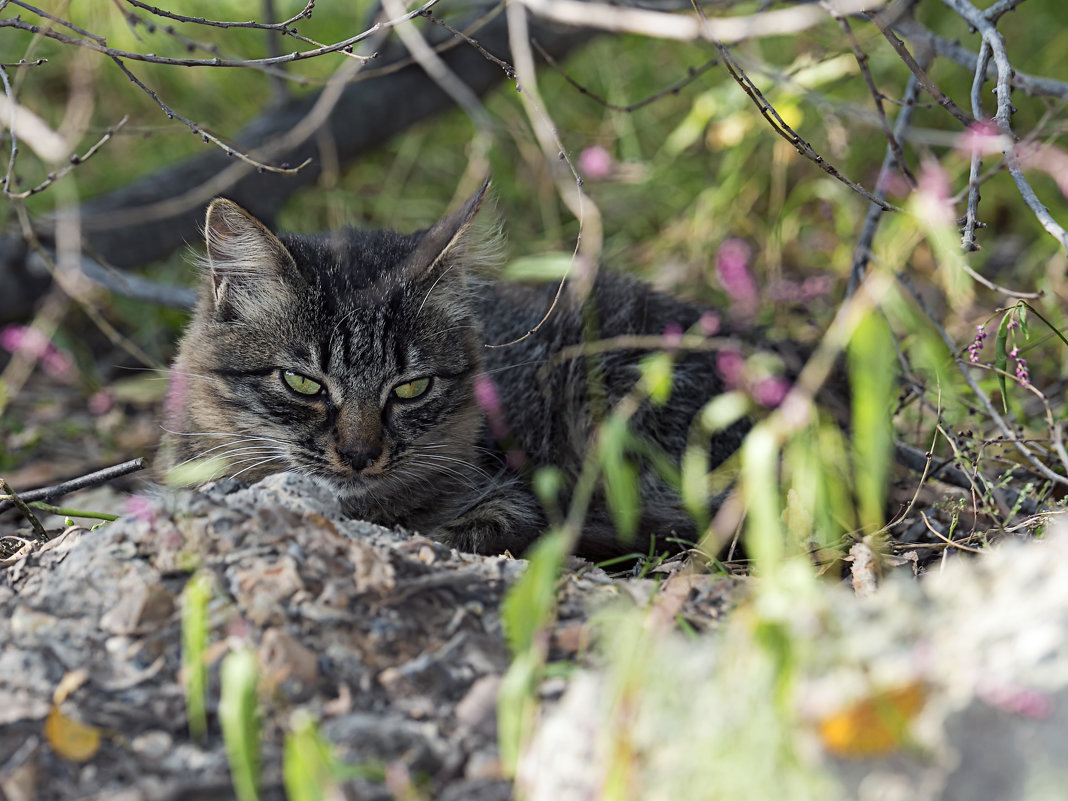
(88, 390, 114, 415)
(914, 161, 954, 226)
(0, 324, 75, 381)
(699, 311, 721, 336)
(124, 493, 158, 524)
(473, 373, 509, 439)
(662, 322, 684, 351)
(163, 371, 189, 424)
(578, 146, 614, 180)
(751, 376, 791, 408)
(716, 349, 745, 390)
(715, 239, 758, 315)
(955, 119, 1004, 158)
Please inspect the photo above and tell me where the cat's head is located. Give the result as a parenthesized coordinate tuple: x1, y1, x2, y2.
(163, 182, 491, 511)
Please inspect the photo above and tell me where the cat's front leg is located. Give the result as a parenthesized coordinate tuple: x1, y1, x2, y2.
(435, 482, 547, 556)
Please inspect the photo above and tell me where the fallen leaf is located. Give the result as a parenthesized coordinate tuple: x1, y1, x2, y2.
(44, 705, 101, 762)
(818, 683, 926, 758)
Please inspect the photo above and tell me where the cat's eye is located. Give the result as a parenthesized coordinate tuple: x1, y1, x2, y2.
(393, 377, 431, 400)
(282, 370, 323, 396)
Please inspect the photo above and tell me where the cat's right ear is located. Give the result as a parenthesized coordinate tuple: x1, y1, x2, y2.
(203, 199, 298, 320)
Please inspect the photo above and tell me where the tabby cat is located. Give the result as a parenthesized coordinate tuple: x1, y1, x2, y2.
(159, 182, 747, 559)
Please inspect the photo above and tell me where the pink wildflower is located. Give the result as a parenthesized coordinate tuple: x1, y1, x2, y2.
(578, 146, 614, 180)
(715, 349, 745, 390)
(124, 493, 158, 524)
(0, 323, 75, 380)
(914, 160, 955, 227)
(473, 373, 509, 439)
(88, 390, 114, 415)
(699, 311, 721, 336)
(715, 238, 758, 315)
(954, 119, 1004, 158)
(751, 376, 791, 409)
(662, 322, 684, 351)
(967, 325, 987, 364)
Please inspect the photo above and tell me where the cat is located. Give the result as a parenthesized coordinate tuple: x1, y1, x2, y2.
(158, 181, 750, 560)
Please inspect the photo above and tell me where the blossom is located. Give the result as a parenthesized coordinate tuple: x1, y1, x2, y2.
(967, 325, 987, 364)
(578, 146, 614, 180)
(715, 238, 758, 315)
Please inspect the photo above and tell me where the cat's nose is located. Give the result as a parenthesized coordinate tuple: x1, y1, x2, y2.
(338, 442, 382, 471)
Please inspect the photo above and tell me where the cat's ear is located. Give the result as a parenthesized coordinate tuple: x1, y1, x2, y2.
(203, 198, 299, 320)
(403, 178, 490, 279)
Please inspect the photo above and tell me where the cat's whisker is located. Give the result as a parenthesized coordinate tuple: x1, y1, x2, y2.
(229, 456, 289, 481)
(416, 262, 460, 317)
(173, 438, 293, 468)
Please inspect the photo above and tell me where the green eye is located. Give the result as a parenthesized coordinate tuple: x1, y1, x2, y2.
(393, 377, 431, 400)
(282, 370, 323, 396)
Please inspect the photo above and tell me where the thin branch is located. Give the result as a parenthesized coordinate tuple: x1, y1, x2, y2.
(715, 43, 898, 211)
(0, 0, 442, 69)
(892, 17, 1068, 100)
(867, 11, 975, 127)
(0, 459, 145, 515)
(534, 39, 716, 113)
(0, 479, 49, 541)
(3, 116, 128, 200)
(119, 0, 315, 31)
(961, 39, 990, 252)
(848, 71, 923, 295)
(107, 56, 310, 175)
(942, 0, 1068, 251)
(897, 274, 1068, 487)
(826, 4, 914, 186)
(516, 0, 886, 44)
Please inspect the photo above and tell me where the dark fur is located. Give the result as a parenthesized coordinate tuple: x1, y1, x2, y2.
(159, 184, 746, 559)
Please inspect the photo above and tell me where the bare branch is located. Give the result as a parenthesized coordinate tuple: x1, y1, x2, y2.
(941, 0, 1068, 251)
(0, 459, 145, 515)
(119, 0, 314, 31)
(516, 0, 886, 44)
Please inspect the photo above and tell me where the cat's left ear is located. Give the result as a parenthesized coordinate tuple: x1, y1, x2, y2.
(403, 178, 490, 279)
(204, 198, 299, 320)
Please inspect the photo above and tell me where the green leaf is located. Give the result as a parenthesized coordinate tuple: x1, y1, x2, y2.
(847, 314, 896, 533)
(639, 351, 674, 406)
(181, 572, 212, 743)
(680, 443, 710, 529)
(700, 390, 750, 433)
(284, 712, 339, 801)
(501, 252, 573, 282)
(995, 311, 1011, 413)
(221, 649, 261, 801)
(599, 414, 640, 540)
(501, 529, 568, 656)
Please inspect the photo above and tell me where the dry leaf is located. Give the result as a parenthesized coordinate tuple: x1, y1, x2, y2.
(818, 683, 926, 758)
(44, 705, 101, 762)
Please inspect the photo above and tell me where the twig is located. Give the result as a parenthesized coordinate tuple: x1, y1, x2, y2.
(826, 3, 914, 187)
(920, 511, 985, 553)
(0, 58, 45, 67)
(961, 39, 991, 252)
(941, 0, 1068, 252)
(0, 458, 145, 515)
(848, 71, 923, 295)
(534, 40, 716, 113)
(0, 0, 437, 69)
(867, 11, 975, 127)
(517, 0, 885, 44)
(107, 56, 310, 175)
(892, 17, 1068, 100)
(715, 42, 897, 211)
(119, 0, 314, 32)
(3, 116, 129, 200)
(0, 479, 49, 541)
(897, 274, 1068, 487)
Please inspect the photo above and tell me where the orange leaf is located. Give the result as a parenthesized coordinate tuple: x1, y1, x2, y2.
(45, 705, 101, 762)
(818, 683, 926, 758)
